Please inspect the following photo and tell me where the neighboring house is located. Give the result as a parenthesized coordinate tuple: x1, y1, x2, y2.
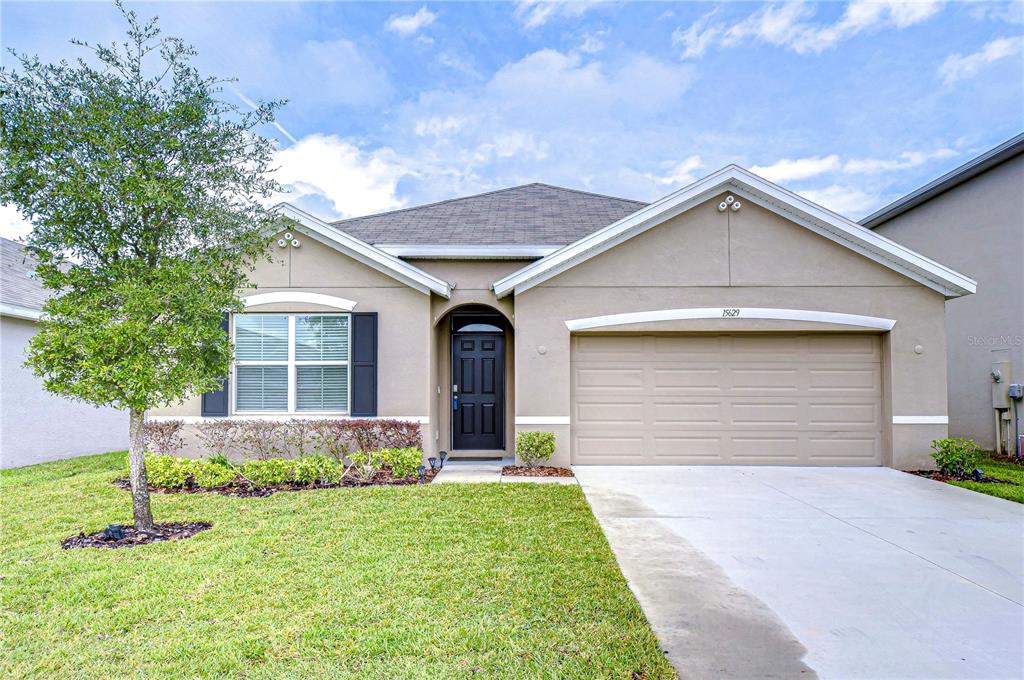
(150, 167, 975, 470)
(0, 238, 127, 468)
(863, 134, 1024, 454)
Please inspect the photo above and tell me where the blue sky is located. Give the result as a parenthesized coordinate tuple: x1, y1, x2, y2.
(2, 1, 1022, 236)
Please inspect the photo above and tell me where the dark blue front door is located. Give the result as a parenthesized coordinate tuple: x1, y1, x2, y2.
(452, 333, 504, 450)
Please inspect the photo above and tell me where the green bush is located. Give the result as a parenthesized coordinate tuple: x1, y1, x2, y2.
(516, 431, 556, 468)
(380, 448, 422, 479)
(142, 454, 193, 489)
(294, 455, 343, 485)
(191, 460, 237, 487)
(931, 438, 983, 478)
(345, 450, 382, 484)
(207, 453, 234, 470)
(242, 459, 296, 488)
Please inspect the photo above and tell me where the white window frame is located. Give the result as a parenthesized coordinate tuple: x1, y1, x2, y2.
(231, 312, 351, 415)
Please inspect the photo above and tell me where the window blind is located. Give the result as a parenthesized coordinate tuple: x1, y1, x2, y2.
(235, 366, 288, 411)
(296, 365, 349, 411)
(295, 315, 349, 361)
(235, 315, 288, 361)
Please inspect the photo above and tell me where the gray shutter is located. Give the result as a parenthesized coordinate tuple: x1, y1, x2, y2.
(350, 312, 377, 417)
(201, 312, 231, 417)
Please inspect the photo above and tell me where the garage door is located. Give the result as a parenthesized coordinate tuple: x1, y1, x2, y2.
(571, 334, 883, 465)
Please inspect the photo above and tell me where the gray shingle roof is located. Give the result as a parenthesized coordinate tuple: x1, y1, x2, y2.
(1, 237, 47, 310)
(329, 183, 648, 246)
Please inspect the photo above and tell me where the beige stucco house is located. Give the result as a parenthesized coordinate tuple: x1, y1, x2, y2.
(151, 166, 976, 470)
(864, 133, 1023, 455)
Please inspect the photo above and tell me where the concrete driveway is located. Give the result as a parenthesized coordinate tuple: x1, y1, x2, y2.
(575, 466, 1024, 680)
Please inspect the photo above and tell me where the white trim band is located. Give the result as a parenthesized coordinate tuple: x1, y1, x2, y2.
(0, 303, 43, 321)
(892, 416, 949, 425)
(147, 415, 430, 424)
(243, 291, 357, 311)
(515, 416, 570, 425)
(565, 307, 897, 332)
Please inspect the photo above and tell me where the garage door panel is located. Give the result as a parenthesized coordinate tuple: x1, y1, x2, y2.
(571, 334, 883, 466)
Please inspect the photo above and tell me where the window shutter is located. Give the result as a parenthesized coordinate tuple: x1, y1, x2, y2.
(350, 312, 377, 417)
(201, 312, 231, 417)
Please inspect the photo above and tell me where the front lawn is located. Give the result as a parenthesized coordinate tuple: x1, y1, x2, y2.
(0, 452, 674, 678)
(950, 454, 1024, 504)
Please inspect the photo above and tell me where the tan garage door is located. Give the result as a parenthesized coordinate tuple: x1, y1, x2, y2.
(571, 334, 883, 465)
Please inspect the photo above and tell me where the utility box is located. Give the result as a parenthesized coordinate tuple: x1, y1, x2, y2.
(992, 360, 1012, 408)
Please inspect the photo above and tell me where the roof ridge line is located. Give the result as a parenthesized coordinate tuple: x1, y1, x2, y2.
(329, 182, 645, 226)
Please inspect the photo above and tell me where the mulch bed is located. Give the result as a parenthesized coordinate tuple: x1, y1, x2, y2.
(112, 468, 436, 497)
(911, 470, 1016, 484)
(62, 522, 212, 550)
(501, 465, 574, 477)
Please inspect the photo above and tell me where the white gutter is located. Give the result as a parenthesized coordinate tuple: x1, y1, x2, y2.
(0, 302, 43, 321)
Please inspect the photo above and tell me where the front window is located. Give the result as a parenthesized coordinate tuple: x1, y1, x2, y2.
(233, 313, 350, 413)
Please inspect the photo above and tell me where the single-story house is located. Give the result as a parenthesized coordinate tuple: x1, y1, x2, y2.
(1, 237, 127, 468)
(863, 133, 1023, 456)
(150, 166, 976, 469)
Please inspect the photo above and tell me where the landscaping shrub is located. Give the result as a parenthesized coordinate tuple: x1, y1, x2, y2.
(207, 453, 234, 469)
(931, 438, 983, 478)
(242, 459, 296, 487)
(237, 421, 284, 460)
(380, 447, 422, 479)
(196, 421, 237, 457)
(310, 420, 350, 462)
(516, 431, 556, 468)
(346, 449, 382, 484)
(190, 460, 238, 487)
(143, 420, 185, 456)
(378, 421, 423, 449)
(294, 455, 343, 485)
(285, 419, 318, 458)
(142, 454, 192, 489)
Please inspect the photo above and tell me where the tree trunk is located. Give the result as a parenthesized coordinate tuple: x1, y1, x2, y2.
(128, 408, 154, 531)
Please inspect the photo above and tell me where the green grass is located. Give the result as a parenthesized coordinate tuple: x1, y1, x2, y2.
(948, 454, 1024, 504)
(0, 452, 675, 679)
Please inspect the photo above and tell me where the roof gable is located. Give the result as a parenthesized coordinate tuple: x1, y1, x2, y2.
(1, 237, 47, 317)
(492, 166, 977, 300)
(272, 203, 451, 298)
(329, 183, 647, 246)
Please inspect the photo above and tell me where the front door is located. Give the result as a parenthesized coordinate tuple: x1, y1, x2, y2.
(452, 333, 505, 450)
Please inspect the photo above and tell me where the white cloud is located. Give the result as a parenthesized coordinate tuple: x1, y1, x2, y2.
(689, 0, 943, 57)
(386, 6, 437, 37)
(0, 204, 34, 241)
(578, 29, 608, 54)
(844, 148, 957, 174)
(414, 115, 469, 138)
(271, 134, 411, 219)
(672, 10, 722, 59)
(939, 36, 1024, 84)
(751, 155, 841, 182)
(798, 184, 880, 217)
(288, 39, 393, 108)
(647, 155, 704, 186)
(513, 1, 599, 29)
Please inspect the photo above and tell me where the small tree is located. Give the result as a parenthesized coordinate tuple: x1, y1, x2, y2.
(0, 4, 282, 529)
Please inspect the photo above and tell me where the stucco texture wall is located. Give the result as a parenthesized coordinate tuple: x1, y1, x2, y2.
(873, 154, 1024, 450)
(2, 316, 127, 468)
(514, 193, 949, 469)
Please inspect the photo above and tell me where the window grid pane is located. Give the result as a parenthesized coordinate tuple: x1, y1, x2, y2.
(295, 315, 349, 361)
(296, 365, 348, 412)
(235, 315, 288, 361)
(235, 366, 288, 411)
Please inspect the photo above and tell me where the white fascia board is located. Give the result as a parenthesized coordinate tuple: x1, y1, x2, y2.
(565, 307, 897, 332)
(243, 291, 357, 311)
(492, 165, 977, 300)
(0, 302, 43, 321)
(271, 203, 451, 298)
(377, 244, 560, 259)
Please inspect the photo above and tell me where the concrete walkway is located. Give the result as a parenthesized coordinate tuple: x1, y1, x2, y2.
(575, 466, 1024, 680)
(432, 458, 577, 484)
